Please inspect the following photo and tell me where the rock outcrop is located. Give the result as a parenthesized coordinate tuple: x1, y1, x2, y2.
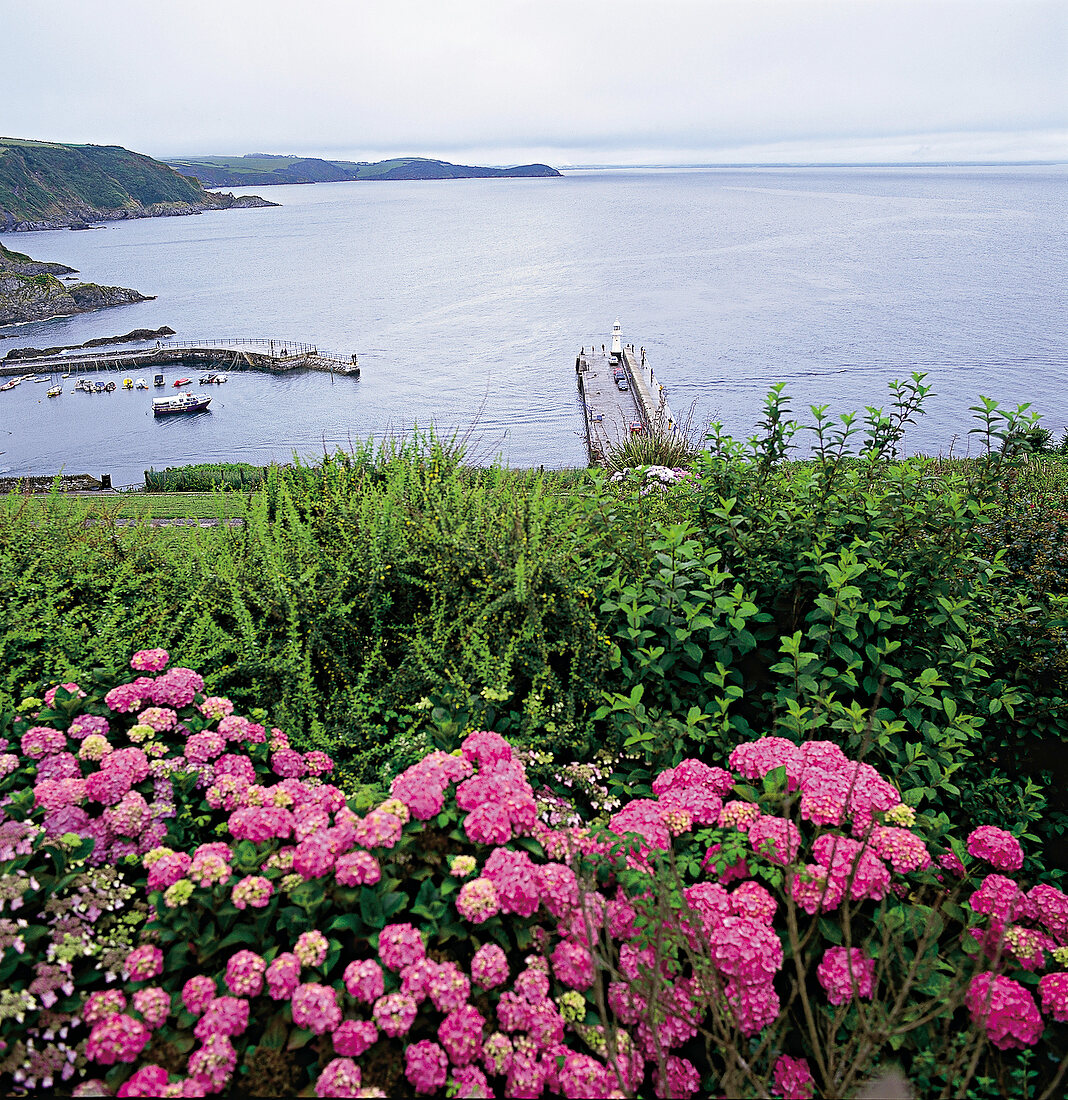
(0, 242, 153, 325)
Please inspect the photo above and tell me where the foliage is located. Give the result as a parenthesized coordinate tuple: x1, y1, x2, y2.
(143, 463, 274, 493)
(2, 658, 1068, 1096)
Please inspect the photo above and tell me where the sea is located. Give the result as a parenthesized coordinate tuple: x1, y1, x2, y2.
(1, 165, 1065, 486)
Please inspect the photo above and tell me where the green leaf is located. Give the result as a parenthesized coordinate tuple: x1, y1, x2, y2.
(360, 888, 385, 929)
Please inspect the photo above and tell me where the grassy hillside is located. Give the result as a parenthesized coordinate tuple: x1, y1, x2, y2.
(167, 153, 561, 187)
(0, 137, 273, 229)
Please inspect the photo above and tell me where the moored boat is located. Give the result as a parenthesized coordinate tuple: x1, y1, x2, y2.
(0, 378, 19, 391)
(122, 378, 134, 389)
(92, 381, 107, 393)
(47, 385, 62, 397)
(153, 392, 211, 416)
(135, 378, 149, 389)
(104, 381, 117, 393)
(173, 377, 192, 387)
(153, 372, 165, 386)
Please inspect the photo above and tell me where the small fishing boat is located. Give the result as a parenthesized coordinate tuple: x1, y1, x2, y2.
(0, 378, 19, 392)
(31, 375, 50, 383)
(47, 385, 62, 397)
(122, 378, 134, 389)
(92, 381, 107, 393)
(104, 381, 117, 393)
(153, 372, 165, 387)
(75, 378, 91, 392)
(153, 392, 211, 416)
(173, 377, 192, 387)
(135, 378, 149, 389)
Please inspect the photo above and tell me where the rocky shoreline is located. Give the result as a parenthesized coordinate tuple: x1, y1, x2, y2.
(3, 192, 274, 234)
(0, 241, 154, 325)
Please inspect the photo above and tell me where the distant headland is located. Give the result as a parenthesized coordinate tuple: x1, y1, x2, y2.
(0, 137, 276, 232)
(165, 153, 562, 188)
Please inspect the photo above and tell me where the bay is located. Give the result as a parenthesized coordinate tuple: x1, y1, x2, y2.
(1, 165, 1065, 486)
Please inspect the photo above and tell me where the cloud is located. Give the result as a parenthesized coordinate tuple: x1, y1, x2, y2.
(4, 0, 1065, 163)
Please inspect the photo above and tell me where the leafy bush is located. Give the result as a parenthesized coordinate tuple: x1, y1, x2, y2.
(3, 655, 1068, 1096)
(144, 464, 273, 492)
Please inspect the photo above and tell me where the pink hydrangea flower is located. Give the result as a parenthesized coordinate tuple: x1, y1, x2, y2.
(966, 973, 1043, 1049)
(343, 959, 385, 1003)
(748, 815, 802, 865)
(457, 877, 501, 924)
(84, 989, 127, 1024)
(405, 1039, 448, 1094)
(967, 826, 1024, 872)
(438, 1004, 486, 1066)
(332, 1019, 378, 1058)
(86, 1013, 151, 1065)
(817, 947, 876, 1006)
(189, 842, 232, 888)
(292, 982, 341, 1035)
(131, 649, 170, 672)
(970, 874, 1032, 926)
(335, 850, 381, 887)
(225, 950, 266, 997)
(21, 726, 67, 759)
(181, 976, 217, 1016)
(1038, 972, 1068, 1022)
(147, 666, 204, 708)
(461, 730, 514, 766)
(199, 696, 235, 721)
(654, 1054, 702, 1099)
(471, 942, 509, 989)
(231, 875, 274, 909)
(118, 1065, 171, 1097)
(379, 923, 425, 971)
(1029, 884, 1068, 944)
(295, 930, 329, 968)
(125, 945, 164, 981)
(709, 916, 784, 986)
(194, 996, 250, 1040)
(373, 991, 418, 1037)
(265, 953, 301, 1000)
(315, 1057, 361, 1098)
(870, 826, 931, 873)
(771, 1054, 815, 1099)
(552, 939, 594, 990)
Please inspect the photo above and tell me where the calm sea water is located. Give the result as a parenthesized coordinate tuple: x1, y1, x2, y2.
(1, 166, 1065, 485)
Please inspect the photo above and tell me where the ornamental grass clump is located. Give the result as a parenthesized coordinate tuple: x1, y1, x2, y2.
(2, 657, 1068, 1096)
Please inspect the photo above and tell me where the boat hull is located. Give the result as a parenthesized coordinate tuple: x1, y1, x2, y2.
(153, 394, 212, 416)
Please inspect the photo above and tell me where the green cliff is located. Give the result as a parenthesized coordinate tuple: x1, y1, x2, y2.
(166, 153, 562, 188)
(0, 137, 276, 231)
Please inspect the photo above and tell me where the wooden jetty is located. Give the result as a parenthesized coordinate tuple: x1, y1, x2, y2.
(0, 338, 360, 379)
(575, 322, 677, 465)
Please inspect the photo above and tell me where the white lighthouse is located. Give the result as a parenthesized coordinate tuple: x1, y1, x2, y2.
(611, 319, 622, 357)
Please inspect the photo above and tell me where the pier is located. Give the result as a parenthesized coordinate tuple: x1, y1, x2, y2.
(0, 337, 360, 379)
(575, 322, 677, 464)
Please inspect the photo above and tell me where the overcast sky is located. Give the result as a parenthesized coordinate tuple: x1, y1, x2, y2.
(4, 0, 1066, 165)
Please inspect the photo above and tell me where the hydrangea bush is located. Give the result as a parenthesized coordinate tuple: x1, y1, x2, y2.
(1, 656, 1067, 1096)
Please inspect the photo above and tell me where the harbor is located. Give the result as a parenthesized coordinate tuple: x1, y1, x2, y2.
(0, 337, 360, 379)
(575, 321, 677, 464)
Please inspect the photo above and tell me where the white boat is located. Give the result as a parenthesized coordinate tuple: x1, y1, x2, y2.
(153, 392, 212, 416)
(47, 385, 62, 397)
(135, 378, 149, 389)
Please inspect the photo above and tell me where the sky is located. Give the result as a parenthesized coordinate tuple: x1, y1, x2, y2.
(4, 0, 1066, 165)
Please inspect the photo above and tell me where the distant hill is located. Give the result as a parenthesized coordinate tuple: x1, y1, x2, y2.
(0, 137, 276, 231)
(166, 153, 562, 188)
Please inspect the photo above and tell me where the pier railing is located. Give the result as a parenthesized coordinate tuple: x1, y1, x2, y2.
(1, 337, 359, 377)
